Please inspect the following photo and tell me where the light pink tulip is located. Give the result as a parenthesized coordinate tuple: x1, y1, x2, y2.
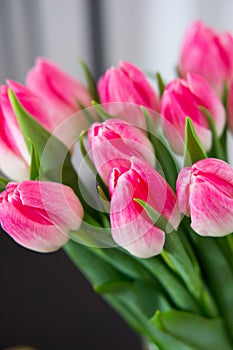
(227, 79, 233, 132)
(98, 61, 160, 129)
(0, 82, 59, 181)
(0, 181, 84, 252)
(176, 158, 233, 237)
(88, 118, 155, 184)
(160, 73, 226, 154)
(26, 57, 92, 115)
(109, 157, 180, 258)
(179, 21, 233, 97)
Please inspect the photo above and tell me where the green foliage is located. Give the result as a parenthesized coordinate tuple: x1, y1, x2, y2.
(184, 117, 207, 166)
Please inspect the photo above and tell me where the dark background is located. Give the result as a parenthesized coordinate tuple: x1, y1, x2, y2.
(0, 229, 141, 350)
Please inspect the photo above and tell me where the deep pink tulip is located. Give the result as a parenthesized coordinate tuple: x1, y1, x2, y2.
(176, 158, 233, 236)
(26, 57, 92, 116)
(98, 61, 160, 129)
(227, 79, 233, 132)
(88, 118, 155, 184)
(109, 157, 180, 258)
(0, 81, 59, 181)
(160, 73, 226, 154)
(26, 57, 93, 147)
(179, 21, 233, 97)
(0, 181, 84, 252)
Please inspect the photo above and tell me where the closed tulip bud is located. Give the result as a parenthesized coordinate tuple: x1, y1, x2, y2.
(88, 118, 155, 184)
(109, 157, 180, 258)
(0, 181, 84, 252)
(178, 21, 233, 97)
(26, 57, 92, 115)
(26, 57, 93, 147)
(160, 73, 226, 154)
(98, 61, 160, 129)
(176, 158, 233, 237)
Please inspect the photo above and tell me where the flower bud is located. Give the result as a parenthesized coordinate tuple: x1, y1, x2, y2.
(88, 118, 155, 184)
(178, 21, 233, 97)
(26, 57, 92, 114)
(160, 73, 226, 154)
(98, 61, 160, 129)
(176, 158, 233, 236)
(109, 157, 180, 258)
(0, 181, 84, 252)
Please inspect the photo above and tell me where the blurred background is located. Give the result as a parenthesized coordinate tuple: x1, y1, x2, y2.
(0, 0, 233, 349)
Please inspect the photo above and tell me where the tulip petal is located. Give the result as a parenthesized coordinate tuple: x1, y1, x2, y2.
(88, 118, 155, 184)
(109, 157, 179, 258)
(110, 175, 165, 258)
(190, 179, 233, 236)
(0, 181, 84, 252)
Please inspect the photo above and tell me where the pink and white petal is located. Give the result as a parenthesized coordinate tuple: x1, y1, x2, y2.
(0, 201, 68, 252)
(176, 167, 192, 216)
(193, 158, 233, 188)
(190, 180, 233, 236)
(110, 176, 165, 258)
(17, 181, 84, 230)
(0, 141, 29, 181)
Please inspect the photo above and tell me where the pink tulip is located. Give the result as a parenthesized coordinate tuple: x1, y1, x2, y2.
(176, 158, 233, 236)
(26, 57, 93, 147)
(0, 181, 84, 252)
(88, 118, 155, 184)
(26, 57, 92, 115)
(227, 79, 233, 132)
(0, 82, 59, 181)
(98, 61, 160, 129)
(178, 21, 233, 97)
(109, 157, 180, 258)
(160, 73, 226, 154)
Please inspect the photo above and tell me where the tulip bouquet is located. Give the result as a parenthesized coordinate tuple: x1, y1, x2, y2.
(0, 21, 233, 350)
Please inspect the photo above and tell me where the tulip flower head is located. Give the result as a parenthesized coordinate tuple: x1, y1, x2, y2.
(0, 181, 84, 252)
(98, 61, 160, 129)
(176, 158, 233, 237)
(88, 118, 155, 184)
(179, 21, 233, 97)
(161, 73, 226, 154)
(109, 157, 180, 258)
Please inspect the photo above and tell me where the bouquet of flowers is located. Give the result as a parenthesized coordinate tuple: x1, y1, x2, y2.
(0, 21, 233, 350)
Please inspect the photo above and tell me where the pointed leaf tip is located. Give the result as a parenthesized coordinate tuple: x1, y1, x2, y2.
(184, 117, 207, 167)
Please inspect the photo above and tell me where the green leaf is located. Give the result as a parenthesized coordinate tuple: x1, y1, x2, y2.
(8, 89, 73, 183)
(162, 231, 219, 317)
(28, 137, 41, 180)
(79, 60, 100, 102)
(94, 279, 133, 294)
(106, 294, 193, 350)
(142, 107, 178, 190)
(156, 72, 165, 97)
(92, 100, 116, 121)
(186, 222, 233, 341)
(184, 117, 207, 166)
(199, 106, 226, 161)
(133, 198, 175, 233)
(0, 176, 9, 192)
(151, 310, 232, 350)
(139, 257, 201, 313)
